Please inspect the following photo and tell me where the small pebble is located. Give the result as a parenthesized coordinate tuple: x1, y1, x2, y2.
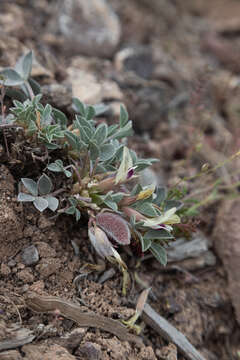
(21, 245, 39, 266)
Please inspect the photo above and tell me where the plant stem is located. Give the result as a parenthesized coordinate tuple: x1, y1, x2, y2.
(72, 162, 82, 187)
(25, 81, 35, 101)
(90, 157, 99, 178)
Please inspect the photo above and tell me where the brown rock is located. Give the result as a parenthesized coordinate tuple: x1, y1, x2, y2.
(52, 0, 121, 57)
(0, 350, 23, 360)
(61, 328, 87, 352)
(0, 263, 11, 276)
(22, 344, 75, 360)
(36, 258, 61, 278)
(16, 269, 34, 283)
(138, 346, 157, 360)
(29, 280, 45, 293)
(213, 199, 240, 324)
(36, 242, 56, 258)
(77, 341, 102, 360)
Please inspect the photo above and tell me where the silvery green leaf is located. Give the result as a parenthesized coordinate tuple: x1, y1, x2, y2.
(131, 183, 143, 196)
(69, 197, 78, 206)
(99, 144, 115, 161)
(47, 162, 62, 172)
(146, 158, 159, 164)
(45, 143, 60, 150)
(0, 68, 24, 86)
(72, 98, 86, 116)
(111, 192, 124, 203)
(18, 193, 35, 202)
(143, 229, 174, 240)
(113, 144, 124, 162)
(103, 199, 118, 211)
(113, 121, 133, 139)
(5, 88, 27, 102)
(135, 202, 159, 217)
(89, 141, 99, 160)
(64, 131, 80, 150)
(93, 123, 107, 143)
(130, 150, 138, 164)
(75, 115, 94, 130)
(86, 105, 96, 120)
(134, 160, 152, 171)
(107, 124, 119, 136)
(13, 100, 24, 108)
(55, 160, 63, 167)
(75, 209, 81, 221)
(153, 187, 167, 205)
(93, 103, 109, 116)
(119, 104, 129, 127)
(15, 51, 33, 80)
(45, 196, 59, 211)
(78, 125, 93, 143)
(28, 78, 41, 95)
(165, 200, 183, 211)
(33, 94, 42, 105)
(42, 104, 52, 125)
(21, 178, 38, 196)
(63, 169, 72, 178)
(139, 234, 152, 252)
(65, 206, 76, 215)
(150, 242, 167, 266)
(37, 174, 52, 195)
(52, 108, 67, 128)
(33, 197, 49, 212)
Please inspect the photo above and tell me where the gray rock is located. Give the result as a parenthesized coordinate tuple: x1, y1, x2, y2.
(167, 232, 209, 263)
(67, 66, 123, 104)
(56, 0, 121, 57)
(41, 83, 72, 108)
(125, 83, 175, 133)
(21, 245, 39, 266)
(115, 46, 154, 79)
(77, 342, 102, 360)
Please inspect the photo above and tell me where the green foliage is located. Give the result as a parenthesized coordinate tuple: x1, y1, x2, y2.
(18, 174, 59, 212)
(1, 51, 186, 267)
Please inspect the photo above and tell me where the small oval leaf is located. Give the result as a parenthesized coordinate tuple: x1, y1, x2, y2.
(18, 193, 35, 202)
(33, 197, 48, 212)
(46, 196, 59, 211)
(37, 174, 52, 195)
(99, 144, 115, 161)
(21, 178, 38, 196)
(0, 68, 24, 86)
(150, 242, 167, 266)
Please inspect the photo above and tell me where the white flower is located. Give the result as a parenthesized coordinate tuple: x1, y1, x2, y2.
(143, 207, 180, 228)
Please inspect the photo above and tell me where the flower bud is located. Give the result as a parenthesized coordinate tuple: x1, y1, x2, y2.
(122, 207, 146, 222)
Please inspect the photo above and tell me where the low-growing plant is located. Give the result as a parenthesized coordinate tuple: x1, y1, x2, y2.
(18, 174, 59, 212)
(0, 51, 185, 286)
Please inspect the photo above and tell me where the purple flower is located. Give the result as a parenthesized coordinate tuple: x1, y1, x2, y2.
(127, 167, 135, 180)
